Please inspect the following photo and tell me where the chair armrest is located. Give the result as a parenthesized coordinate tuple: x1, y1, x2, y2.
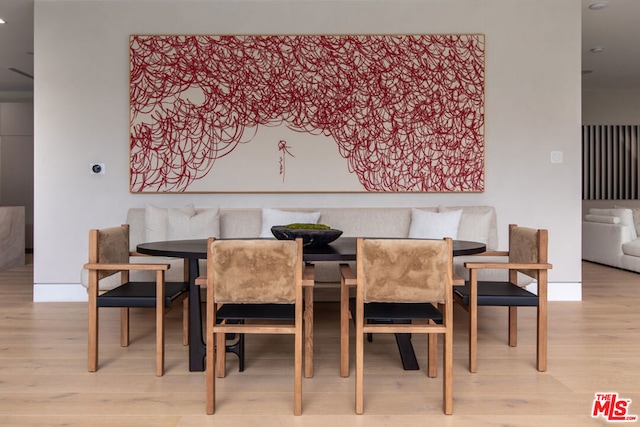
(302, 264, 315, 287)
(464, 261, 552, 270)
(83, 262, 170, 271)
(452, 272, 465, 286)
(340, 263, 356, 286)
(472, 250, 509, 257)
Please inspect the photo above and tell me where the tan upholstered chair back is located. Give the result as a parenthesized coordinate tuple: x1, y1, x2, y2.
(90, 225, 130, 281)
(508, 225, 548, 280)
(209, 239, 299, 304)
(359, 238, 452, 303)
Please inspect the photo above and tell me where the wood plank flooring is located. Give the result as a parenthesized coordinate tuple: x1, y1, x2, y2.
(1, 259, 639, 426)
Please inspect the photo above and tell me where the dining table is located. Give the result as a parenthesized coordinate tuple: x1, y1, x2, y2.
(136, 237, 486, 372)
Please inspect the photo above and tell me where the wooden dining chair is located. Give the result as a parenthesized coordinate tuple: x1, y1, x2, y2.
(453, 224, 552, 373)
(84, 224, 189, 376)
(204, 238, 313, 415)
(340, 238, 454, 415)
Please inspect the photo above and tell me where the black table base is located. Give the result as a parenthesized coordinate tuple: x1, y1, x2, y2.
(395, 333, 419, 370)
(188, 258, 206, 372)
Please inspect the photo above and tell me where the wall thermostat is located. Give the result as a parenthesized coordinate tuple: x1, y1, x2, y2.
(90, 163, 105, 174)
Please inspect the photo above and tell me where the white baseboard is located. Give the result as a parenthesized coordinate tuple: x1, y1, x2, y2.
(33, 283, 87, 302)
(34, 281, 583, 302)
(526, 281, 582, 301)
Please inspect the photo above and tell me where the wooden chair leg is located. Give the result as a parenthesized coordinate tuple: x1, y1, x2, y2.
(294, 322, 303, 415)
(508, 306, 517, 347)
(340, 278, 350, 378)
(428, 306, 443, 378)
(428, 329, 438, 378)
(537, 273, 548, 372)
(355, 305, 364, 414)
(216, 326, 227, 378)
(156, 272, 165, 377)
(120, 308, 130, 347)
(183, 297, 189, 346)
(443, 328, 453, 415)
(206, 272, 215, 415)
(537, 304, 548, 372)
(303, 286, 314, 379)
(207, 330, 216, 414)
(469, 313, 477, 373)
(88, 288, 98, 372)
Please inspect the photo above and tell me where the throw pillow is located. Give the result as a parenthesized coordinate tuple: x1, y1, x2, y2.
(145, 204, 196, 242)
(439, 206, 492, 244)
(408, 208, 462, 239)
(259, 208, 321, 238)
(589, 208, 637, 240)
(167, 207, 220, 240)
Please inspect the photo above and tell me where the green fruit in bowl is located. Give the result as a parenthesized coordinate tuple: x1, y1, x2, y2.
(283, 223, 331, 230)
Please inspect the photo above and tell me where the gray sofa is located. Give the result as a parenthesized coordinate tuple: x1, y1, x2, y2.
(582, 200, 640, 272)
(82, 205, 502, 294)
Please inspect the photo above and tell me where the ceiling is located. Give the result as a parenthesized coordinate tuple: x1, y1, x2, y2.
(0, 0, 33, 95)
(0, 0, 638, 96)
(582, 0, 640, 90)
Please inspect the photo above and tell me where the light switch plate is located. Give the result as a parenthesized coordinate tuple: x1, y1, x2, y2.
(550, 151, 563, 164)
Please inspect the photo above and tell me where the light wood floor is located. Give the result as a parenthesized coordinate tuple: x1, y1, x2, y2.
(1, 259, 639, 426)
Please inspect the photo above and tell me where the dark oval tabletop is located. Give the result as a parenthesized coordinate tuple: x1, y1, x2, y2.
(136, 237, 486, 262)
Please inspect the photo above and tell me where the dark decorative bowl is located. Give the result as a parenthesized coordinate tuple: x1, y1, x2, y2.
(271, 226, 343, 247)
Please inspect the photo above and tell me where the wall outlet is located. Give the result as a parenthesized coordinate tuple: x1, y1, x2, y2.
(90, 163, 105, 174)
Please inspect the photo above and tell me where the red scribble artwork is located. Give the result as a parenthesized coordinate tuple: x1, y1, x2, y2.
(130, 35, 485, 192)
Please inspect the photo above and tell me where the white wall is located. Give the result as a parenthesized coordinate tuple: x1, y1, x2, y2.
(33, 0, 582, 301)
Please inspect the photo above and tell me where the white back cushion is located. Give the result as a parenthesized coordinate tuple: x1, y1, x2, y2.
(259, 208, 321, 238)
(408, 208, 462, 239)
(167, 207, 220, 239)
(145, 204, 195, 242)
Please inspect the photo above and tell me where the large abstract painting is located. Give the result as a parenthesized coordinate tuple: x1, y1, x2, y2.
(130, 34, 485, 193)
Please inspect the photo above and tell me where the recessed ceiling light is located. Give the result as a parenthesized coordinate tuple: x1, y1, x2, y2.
(590, 46, 605, 53)
(0, 18, 6, 24)
(589, 1, 608, 10)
